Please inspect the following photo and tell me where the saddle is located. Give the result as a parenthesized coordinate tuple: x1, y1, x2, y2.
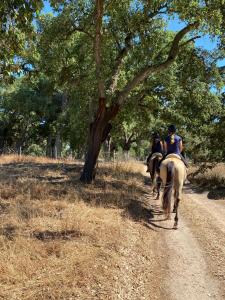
(151, 152, 163, 160)
(165, 153, 181, 160)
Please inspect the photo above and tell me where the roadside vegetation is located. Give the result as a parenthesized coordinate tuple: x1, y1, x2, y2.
(0, 155, 151, 299)
(188, 163, 225, 199)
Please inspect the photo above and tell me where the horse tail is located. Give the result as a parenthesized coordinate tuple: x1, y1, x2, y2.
(162, 161, 174, 215)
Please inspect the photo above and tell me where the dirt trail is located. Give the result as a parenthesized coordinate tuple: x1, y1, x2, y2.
(144, 182, 225, 300)
(105, 178, 224, 299)
(106, 176, 225, 299)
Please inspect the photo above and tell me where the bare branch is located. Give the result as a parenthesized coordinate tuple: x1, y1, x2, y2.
(179, 35, 201, 48)
(117, 22, 199, 105)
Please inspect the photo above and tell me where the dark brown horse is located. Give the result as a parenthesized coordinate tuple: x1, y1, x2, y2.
(147, 152, 163, 200)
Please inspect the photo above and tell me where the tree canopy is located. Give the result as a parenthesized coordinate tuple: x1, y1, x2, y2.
(0, 0, 224, 180)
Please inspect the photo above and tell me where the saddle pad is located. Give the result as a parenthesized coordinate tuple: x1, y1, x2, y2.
(151, 152, 163, 160)
(166, 153, 181, 160)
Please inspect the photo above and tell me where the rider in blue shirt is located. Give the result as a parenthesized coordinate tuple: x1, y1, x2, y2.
(164, 125, 182, 155)
(164, 125, 188, 167)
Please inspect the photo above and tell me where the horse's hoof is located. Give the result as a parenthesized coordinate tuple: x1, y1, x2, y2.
(173, 223, 178, 230)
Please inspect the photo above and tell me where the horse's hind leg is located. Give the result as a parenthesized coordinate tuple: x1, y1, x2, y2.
(156, 176, 161, 200)
(152, 177, 156, 194)
(152, 176, 156, 195)
(173, 185, 183, 229)
(173, 198, 180, 229)
(173, 190, 178, 213)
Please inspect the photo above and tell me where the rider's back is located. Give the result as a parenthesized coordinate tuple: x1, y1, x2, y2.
(152, 139, 163, 154)
(165, 134, 182, 155)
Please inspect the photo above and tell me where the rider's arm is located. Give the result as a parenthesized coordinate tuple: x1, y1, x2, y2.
(163, 141, 167, 154)
(179, 140, 183, 152)
(160, 141, 164, 154)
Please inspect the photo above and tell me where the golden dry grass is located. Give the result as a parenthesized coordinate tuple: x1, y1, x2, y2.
(188, 163, 225, 199)
(0, 155, 150, 299)
(188, 163, 225, 186)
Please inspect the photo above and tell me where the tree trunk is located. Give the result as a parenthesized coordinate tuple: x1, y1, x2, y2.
(46, 135, 52, 157)
(122, 135, 136, 160)
(80, 99, 119, 183)
(55, 132, 62, 159)
(52, 141, 57, 159)
(0, 137, 5, 155)
(106, 135, 111, 161)
(46, 135, 57, 158)
(16, 140, 23, 156)
(124, 150, 129, 161)
(80, 119, 108, 183)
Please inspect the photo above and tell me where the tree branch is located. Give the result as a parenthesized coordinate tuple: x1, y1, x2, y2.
(128, 133, 135, 143)
(117, 22, 199, 105)
(219, 65, 225, 76)
(167, 22, 199, 59)
(108, 3, 170, 95)
(108, 32, 133, 94)
(179, 35, 201, 48)
(71, 25, 94, 39)
(145, 2, 169, 19)
(94, 0, 105, 99)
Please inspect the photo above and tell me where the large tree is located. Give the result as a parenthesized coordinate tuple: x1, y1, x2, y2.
(76, 0, 224, 182)
(16, 0, 224, 182)
(44, 0, 225, 182)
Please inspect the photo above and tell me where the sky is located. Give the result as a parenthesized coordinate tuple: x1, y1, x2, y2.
(42, 0, 52, 14)
(42, 0, 224, 67)
(167, 17, 224, 67)
(167, 17, 218, 50)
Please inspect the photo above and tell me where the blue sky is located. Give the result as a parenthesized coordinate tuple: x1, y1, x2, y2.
(167, 17, 225, 67)
(42, 0, 52, 14)
(167, 17, 218, 50)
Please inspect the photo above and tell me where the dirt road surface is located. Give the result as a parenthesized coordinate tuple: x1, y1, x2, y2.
(134, 180, 225, 300)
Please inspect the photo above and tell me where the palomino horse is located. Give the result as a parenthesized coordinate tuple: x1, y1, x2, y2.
(160, 154, 187, 229)
(147, 152, 163, 200)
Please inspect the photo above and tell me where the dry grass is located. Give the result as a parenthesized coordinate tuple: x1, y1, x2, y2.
(188, 163, 225, 199)
(0, 155, 149, 299)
